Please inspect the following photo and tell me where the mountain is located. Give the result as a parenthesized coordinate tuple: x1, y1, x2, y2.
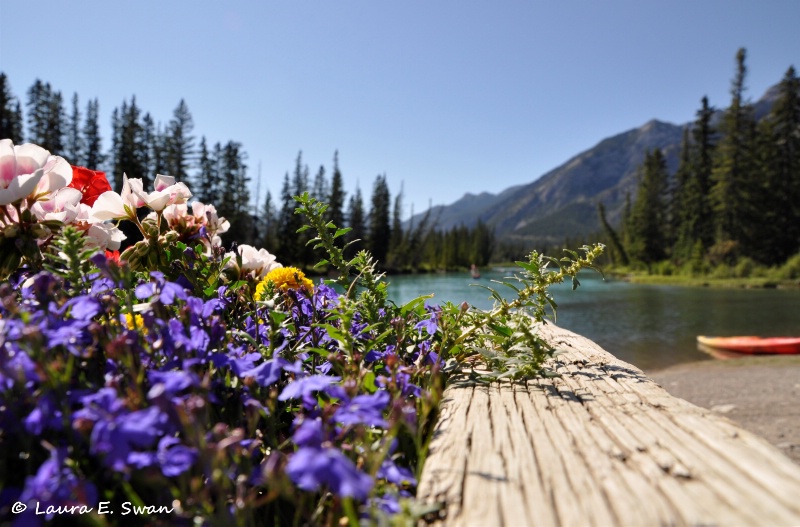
(409, 84, 781, 247)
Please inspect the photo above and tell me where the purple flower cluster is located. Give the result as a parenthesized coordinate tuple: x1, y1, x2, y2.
(0, 253, 442, 523)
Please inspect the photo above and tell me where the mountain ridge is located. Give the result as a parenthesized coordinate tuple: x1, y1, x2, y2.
(409, 83, 783, 247)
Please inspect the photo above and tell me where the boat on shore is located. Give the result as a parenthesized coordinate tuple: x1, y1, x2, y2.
(697, 335, 800, 356)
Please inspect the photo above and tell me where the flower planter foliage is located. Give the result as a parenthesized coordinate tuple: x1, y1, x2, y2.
(0, 140, 602, 525)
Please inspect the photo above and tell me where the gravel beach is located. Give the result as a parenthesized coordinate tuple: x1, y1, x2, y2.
(648, 355, 800, 464)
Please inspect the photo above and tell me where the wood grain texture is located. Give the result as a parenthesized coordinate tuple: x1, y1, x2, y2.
(417, 323, 800, 527)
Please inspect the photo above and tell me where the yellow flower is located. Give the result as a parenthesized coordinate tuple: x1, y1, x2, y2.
(125, 313, 145, 331)
(254, 266, 313, 301)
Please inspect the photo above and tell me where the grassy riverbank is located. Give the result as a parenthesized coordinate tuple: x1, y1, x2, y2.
(614, 272, 800, 288)
(603, 253, 800, 289)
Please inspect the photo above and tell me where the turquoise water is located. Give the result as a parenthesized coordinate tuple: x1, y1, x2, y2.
(384, 270, 800, 371)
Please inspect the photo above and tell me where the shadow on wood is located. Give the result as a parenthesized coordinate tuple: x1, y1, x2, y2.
(417, 323, 800, 526)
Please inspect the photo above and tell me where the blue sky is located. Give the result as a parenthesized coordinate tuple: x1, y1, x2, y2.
(1, 1, 798, 219)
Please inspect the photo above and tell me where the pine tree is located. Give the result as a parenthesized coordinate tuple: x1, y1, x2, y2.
(345, 185, 366, 259)
(669, 127, 692, 258)
(45, 89, 66, 154)
(627, 150, 669, 266)
(82, 98, 104, 169)
(0, 73, 24, 142)
(277, 173, 300, 262)
(27, 80, 64, 153)
(753, 66, 800, 263)
(166, 99, 195, 182)
(110, 97, 147, 190)
(261, 190, 279, 251)
(65, 93, 83, 165)
(194, 136, 218, 204)
(219, 141, 251, 244)
(140, 113, 157, 188)
(368, 174, 392, 265)
(674, 97, 718, 264)
(311, 165, 329, 202)
(387, 185, 406, 269)
(710, 48, 757, 259)
(26, 79, 48, 146)
(327, 151, 347, 231)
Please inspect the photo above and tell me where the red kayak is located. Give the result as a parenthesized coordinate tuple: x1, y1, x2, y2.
(697, 336, 800, 355)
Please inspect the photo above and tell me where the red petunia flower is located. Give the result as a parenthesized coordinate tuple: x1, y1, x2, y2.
(105, 250, 121, 264)
(69, 166, 112, 206)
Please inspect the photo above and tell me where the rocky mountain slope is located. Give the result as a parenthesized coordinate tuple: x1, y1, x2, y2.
(411, 84, 783, 247)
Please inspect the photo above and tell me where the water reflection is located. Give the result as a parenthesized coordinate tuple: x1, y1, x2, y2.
(385, 271, 800, 371)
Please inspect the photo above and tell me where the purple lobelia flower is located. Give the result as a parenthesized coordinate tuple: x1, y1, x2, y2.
(24, 393, 63, 435)
(16, 447, 98, 524)
(333, 390, 390, 428)
(148, 369, 199, 397)
(291, 416, 325, 448)
(278, 374, 341, 402)
(286, 446, 373, 500)
(135, 272, 188, 305)
(157, 436, 198, 477)
(377, 458, 417, 487)
(241, 358, 288, 388)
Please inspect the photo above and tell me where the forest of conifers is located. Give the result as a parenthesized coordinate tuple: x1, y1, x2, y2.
(2, 47, 798, 275)
(598, 49, 799, 271)
(0, 73, 494, 273)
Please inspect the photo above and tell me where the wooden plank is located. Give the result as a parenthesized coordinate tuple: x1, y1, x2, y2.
(417, 323, 800, 526)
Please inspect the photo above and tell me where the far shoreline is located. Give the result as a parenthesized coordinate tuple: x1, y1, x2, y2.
(606, 271, 800, 290)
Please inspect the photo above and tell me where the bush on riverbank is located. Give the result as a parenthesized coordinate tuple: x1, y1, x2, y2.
(607, 251, 800, 288)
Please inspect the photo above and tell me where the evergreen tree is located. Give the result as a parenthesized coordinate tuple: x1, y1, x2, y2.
(387, 185, 406, 269)
(166, 99, 195, 182)
(140, 113, 157, 187)
(368, 174, 392, 265)
(261, 190, 279, 251)
(327, 151, 347, 231)
(710, 48, 758, 258)
(27, 80, 64, 153)
(65, 93, 83, 165)
(311, 165, 329, 202)
(216, 141, 250, 244)
(277, 173, 302, 262)
(110, 97, 148, 190)
(194, 136, 218, 204)
(82, 98, 104, 169)
(45, 90, 66, 154)
(753, 66, 800, 263)
(0, 73, 24, 142)
(627, 150, 669, 265)
(670, 127, 692, 257)
(469, 220, 495, 266)
(345, 185, 366, 259)
(291, 152, 314, 264)
(25, 80, 48, 147)
(674, 97, 719, 263)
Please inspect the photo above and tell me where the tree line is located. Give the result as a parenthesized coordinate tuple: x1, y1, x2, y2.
(599, 49, 800, 270)
(0, 73, 495, 272)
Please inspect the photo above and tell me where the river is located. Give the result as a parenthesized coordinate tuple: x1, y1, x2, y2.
(384, 269, 800, 372)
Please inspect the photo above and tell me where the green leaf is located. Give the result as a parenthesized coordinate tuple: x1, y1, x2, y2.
(399, 294, 433, 316)
(322, 323, 347, 343)
(362, 371, 377, 393)
(487, 322, 513, 337)
(270, 311, 289, 325)
(334, 227, 352, 239)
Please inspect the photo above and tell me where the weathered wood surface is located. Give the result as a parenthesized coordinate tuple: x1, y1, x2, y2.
(417, 323, 800, 527)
